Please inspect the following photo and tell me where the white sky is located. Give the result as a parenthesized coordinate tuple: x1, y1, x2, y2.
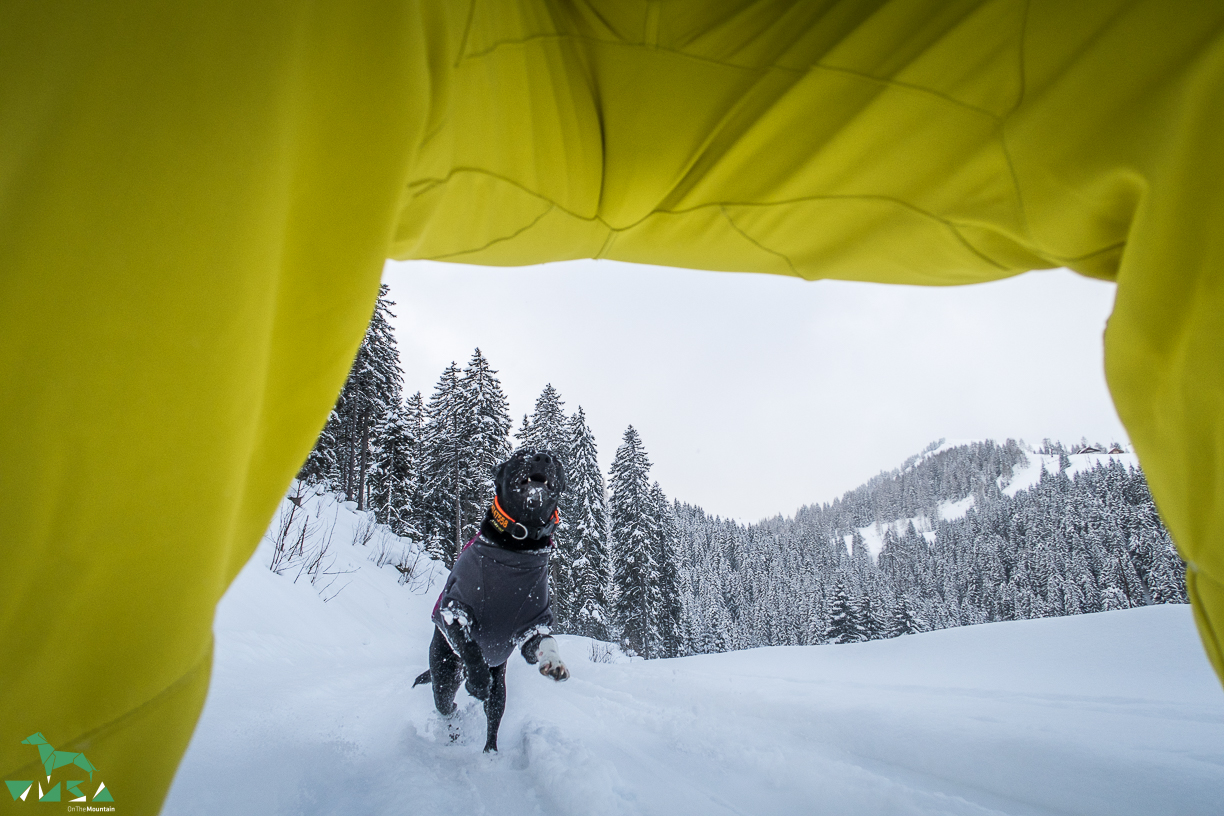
(382, 259, 1127, 524)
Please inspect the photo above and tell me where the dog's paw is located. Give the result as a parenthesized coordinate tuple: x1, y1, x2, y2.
(535, 636, 569, 681)
(539, 660, 570, 681)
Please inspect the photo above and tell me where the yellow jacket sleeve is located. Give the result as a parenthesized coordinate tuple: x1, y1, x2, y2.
(2, 1, 1222, 812)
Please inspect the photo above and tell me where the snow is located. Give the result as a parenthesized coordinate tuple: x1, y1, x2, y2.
(849, 444, 1138, 561)
(164, 491, 1224, 816)
(936, 494, 975, 522)
(854, 513, 947, 561)
(849, 450, 1142, 560)
(909, 438, 976, 466)
(1003, 452, 1140, 497)
(852, 517, 938, 560)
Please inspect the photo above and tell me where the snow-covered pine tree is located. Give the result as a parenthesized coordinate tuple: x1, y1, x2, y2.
(364, 390, 426, 541)
(419, 362, 464, 565)
(513, 414, 531, 448)
(567, 407, 611, 641)
(651, 483, 684, 657)
(888, 594, 927, 637)
(366, 399, 415, 537)
(399, 392, 426, 538)
(850, 534, 887, 640)
(824, 580, 864, 644)
(419, 352, 511, 564)
(298, 409, 339, 487)
(859, 591, 888, 640)
(344, 284, 403, 509)
(516, 384, 568, 452)
(517, 384, 577, 630)
(298, 284, 403, 510)
(609, 426, 659, 658)
(455, 348, 512, 553)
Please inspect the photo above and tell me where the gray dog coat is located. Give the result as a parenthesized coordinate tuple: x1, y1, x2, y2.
(432, 535, 553, 667)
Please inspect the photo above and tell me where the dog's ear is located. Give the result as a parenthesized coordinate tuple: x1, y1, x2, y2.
(493, 461, 506, 487)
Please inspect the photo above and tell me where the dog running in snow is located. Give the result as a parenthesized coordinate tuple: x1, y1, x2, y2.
(413, 449, 570, 752)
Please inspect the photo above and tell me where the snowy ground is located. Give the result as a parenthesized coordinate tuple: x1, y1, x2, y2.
(163, 490, 1224, 816)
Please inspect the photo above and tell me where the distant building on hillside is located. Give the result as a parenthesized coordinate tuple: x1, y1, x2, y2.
(1074, 444, 1106, 454)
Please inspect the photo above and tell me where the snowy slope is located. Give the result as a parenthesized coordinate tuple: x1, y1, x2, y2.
(163, 491, 1224, 816)
(852, 448, 1141, 560)
(1001, 450, 1139, 497)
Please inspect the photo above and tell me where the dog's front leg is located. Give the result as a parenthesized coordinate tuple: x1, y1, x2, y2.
(483, 662, 507, 753)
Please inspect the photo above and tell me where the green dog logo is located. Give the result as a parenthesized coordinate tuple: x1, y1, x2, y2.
(4, 733, 114, 804)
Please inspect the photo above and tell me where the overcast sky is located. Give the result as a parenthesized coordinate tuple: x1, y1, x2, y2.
(381, 259, 1126, 524)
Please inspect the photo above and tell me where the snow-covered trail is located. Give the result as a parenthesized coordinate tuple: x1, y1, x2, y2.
(163, 497, 1224, 816)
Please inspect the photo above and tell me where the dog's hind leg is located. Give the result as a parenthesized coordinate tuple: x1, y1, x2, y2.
(483, 663, 507, 753)
(428, 626, 463, 716)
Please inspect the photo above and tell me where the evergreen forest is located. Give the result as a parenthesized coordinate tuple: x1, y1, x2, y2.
(299, 287, 1188, 659)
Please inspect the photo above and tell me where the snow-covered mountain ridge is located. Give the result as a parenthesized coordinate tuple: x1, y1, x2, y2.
(162, 487, 1224, 816)
(854, 447, 1142, 559)
(675, 439, 1183, 653)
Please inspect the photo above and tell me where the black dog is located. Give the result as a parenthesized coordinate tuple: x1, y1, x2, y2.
(413, 450, 570, 752)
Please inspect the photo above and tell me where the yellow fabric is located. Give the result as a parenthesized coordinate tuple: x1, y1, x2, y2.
(2, 1, 1222, 812)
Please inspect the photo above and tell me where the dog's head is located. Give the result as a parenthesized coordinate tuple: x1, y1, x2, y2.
(493, 449, 567, 541)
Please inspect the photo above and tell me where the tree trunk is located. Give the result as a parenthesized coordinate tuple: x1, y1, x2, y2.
(454, 447, 462, 561)
(344, 434, 355, 503)
(642, 590, 650, 660)
(357, 411, 370, 511)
